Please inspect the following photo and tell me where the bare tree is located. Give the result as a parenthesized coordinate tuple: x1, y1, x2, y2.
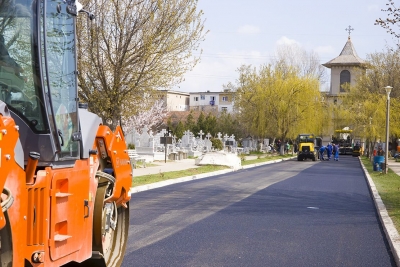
(77, 0, 207, 130)
(272, 43, 326, 82)
(375, 0, 400, 48)
(356, 47, 400, 97)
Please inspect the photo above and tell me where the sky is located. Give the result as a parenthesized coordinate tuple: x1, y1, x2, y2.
(173, 0, 396, 93)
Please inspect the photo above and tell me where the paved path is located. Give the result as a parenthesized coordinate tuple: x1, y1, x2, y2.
(126, 157, 395, 266)
(130, 155, 400, 266)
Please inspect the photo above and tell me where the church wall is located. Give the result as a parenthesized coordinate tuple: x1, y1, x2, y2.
(329, 66, 363, 95)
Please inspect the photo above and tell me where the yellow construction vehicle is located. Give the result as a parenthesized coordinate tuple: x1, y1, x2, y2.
(296, 134, 317, 161)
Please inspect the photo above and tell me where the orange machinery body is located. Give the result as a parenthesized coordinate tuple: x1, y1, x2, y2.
(0, 114, 131, 266)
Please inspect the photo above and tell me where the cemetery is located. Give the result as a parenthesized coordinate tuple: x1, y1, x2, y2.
(124, 127, 274, 170)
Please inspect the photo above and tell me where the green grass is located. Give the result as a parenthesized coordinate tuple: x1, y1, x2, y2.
(361, 156, 400, 231)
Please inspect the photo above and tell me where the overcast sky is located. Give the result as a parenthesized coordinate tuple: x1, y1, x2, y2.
(173, 0, 396, 93)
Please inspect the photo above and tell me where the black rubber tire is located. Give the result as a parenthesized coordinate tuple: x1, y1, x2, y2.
(72, 186, 129, 267)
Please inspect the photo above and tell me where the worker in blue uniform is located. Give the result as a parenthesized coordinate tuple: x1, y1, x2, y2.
(326, 143, 333, 160)
(333, 143, 340, 161)
(319, 145, 326, 161)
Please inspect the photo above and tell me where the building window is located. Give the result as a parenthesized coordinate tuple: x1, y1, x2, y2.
(209, 96, 215, 106)
(200, 95, 205, 100)
(222, 96, 228, 101)
(194, 96, 199, 101)
(340, 70, 350, 92)
(222, 107, 227, 111)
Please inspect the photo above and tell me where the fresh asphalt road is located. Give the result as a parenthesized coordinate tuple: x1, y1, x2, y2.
(122, 156, 396, 267)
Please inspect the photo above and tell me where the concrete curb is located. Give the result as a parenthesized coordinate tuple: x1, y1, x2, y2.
(359, 158, 400, 266)
(130, 156, 296, 194)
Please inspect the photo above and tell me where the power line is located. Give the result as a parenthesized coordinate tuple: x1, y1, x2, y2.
(194, 53, 338, 64)
(184, 73, 236, 79)
(206, 31, 388, 37)
(197, 53, 333, 61)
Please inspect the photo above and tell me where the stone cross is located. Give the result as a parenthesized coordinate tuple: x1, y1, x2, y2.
(217, 132, 222, 139)
(230, 134, 235, 140)
(206, 133, 212, 140)
(223, 134, 229, 141)
(198, 130, 204, 140)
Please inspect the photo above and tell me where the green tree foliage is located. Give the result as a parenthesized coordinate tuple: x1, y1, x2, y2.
(216, 111, 243, 138)
(194, 111, 205, 135)
(341, 48, 400, 146)
(174, 121, 185, 139)
(234, 64, 322, 143)
(185, 110, 196, 132)
(165, 110, 242, 140)
(375, 1, 400, 143)
(76, 0, 207, 130)
(204, 112, 217, 136)
(211, 138, 223, 150)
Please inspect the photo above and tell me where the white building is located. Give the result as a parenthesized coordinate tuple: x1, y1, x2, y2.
(189, 90, 234, 112)
(157, 90, 189, 111)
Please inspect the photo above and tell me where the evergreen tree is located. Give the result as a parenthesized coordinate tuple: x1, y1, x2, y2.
(204, 112, 217, 136)
(194, 111, 205, 136)
(175, 121, 185, 139)
(185, 111, 196, 133)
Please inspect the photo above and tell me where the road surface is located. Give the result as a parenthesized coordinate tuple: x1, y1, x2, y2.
(123, 156, 395, 267)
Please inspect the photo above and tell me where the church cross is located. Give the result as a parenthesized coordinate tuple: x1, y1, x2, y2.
(345, 25, 354, 36)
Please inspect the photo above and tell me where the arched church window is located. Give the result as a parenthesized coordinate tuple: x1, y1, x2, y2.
(340, 70, 351, 92)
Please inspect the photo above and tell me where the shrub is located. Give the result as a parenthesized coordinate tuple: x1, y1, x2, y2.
(127, 143, 135, 149)
(211, 138, 223, 150)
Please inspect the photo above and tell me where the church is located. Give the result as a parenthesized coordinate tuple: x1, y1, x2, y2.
(321, 26, 367, 148)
